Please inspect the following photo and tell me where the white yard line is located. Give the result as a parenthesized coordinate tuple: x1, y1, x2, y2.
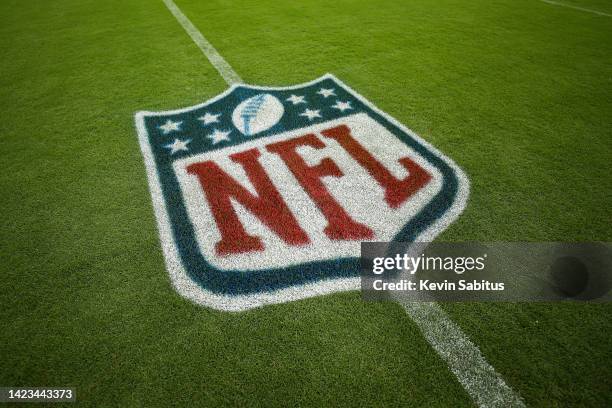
(539, 0, 612, 17)
(399, 301, 525, 407)
(161, 0, 243, 84)
(160, 1, 525, 406)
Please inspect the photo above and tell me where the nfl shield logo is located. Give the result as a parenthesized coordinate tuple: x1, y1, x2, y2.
(135, 74, 469, 311)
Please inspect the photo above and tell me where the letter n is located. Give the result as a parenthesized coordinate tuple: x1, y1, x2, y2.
(186, 148, 309, 256)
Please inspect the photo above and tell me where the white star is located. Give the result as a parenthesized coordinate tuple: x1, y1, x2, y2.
(300, 109, 322, 121)
(317, 88, 336, 98)
(159, 119, 182, 134)
(331, 100, 352, 112)
(286, 94, 306, 105)
(198, 112, 221, 125)
(207, 129, 231, 145)
(164, 138, 191, 154)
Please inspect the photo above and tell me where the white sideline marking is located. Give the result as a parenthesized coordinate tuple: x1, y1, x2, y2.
(160, 1, 524, 406)
(161, 0, 243, 84)
(399, 301, 525, 407)
(539, 0, 612, 17)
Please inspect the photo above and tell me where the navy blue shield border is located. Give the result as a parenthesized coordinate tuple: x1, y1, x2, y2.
(135, 74, 470, 311)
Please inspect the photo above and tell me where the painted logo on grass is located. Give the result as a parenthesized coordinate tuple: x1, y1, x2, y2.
(135, 74, 469, 311)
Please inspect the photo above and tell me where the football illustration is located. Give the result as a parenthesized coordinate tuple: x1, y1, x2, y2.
(232, 93, 284, 136)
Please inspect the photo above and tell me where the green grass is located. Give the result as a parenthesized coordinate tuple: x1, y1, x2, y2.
(1, 0, 610, 406)
(551, 0, 612, 14)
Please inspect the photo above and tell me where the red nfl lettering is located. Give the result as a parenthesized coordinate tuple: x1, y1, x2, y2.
(187, 124, 433, 255)
(187, 125, 431, 256)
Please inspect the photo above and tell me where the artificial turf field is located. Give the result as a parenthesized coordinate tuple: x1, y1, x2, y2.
(1, 0, 611, 406)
